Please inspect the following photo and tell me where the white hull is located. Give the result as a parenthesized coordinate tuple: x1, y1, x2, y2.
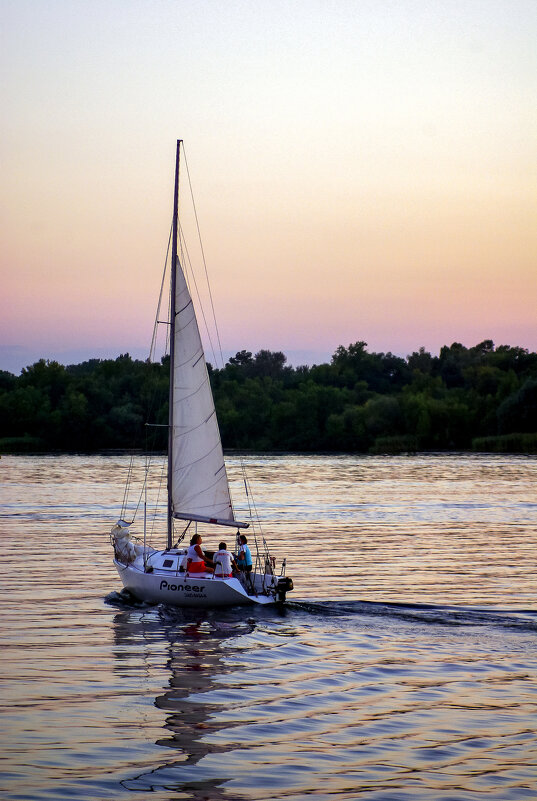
(114, 555, 280, 608)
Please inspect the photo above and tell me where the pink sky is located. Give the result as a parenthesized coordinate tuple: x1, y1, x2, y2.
(2, 1, 536, 373)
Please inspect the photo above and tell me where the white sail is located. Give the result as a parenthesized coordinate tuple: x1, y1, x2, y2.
(170, 259, 235, 523)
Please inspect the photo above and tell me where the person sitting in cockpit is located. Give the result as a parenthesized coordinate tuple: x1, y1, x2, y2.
(213, 542, 238, 578)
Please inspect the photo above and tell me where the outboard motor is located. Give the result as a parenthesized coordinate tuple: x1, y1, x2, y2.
(276, 576, 294, 603)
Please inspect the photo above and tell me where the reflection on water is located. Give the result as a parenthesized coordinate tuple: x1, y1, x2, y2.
(112, 609, 251, 799)
(1, 453, 536, 800)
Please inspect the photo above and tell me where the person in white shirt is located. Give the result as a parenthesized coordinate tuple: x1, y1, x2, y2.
(186, 533, 214, 574)
(213, 542, 238, 578)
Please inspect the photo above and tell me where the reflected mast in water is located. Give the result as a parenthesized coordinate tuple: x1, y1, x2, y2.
(112, 609, 254, 795)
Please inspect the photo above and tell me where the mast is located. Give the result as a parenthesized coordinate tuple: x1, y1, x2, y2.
(167, 139, 181, 549)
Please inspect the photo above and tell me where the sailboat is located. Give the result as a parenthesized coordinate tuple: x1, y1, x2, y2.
(110, 140, 293, 607)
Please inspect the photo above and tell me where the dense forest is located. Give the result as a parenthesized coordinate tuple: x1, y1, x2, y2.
(1, 340, 537, 454)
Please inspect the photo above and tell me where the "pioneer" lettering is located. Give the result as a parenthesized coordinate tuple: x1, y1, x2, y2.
(159, 579, 205, 594)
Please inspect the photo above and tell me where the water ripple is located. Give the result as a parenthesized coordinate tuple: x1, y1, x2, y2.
(1, 454, 537, 800)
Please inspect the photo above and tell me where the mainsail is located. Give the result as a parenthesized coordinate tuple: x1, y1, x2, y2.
(170, 258, 236, 524)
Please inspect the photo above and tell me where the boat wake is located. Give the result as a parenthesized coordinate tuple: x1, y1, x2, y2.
(104, 589, 537, 633)
(289, 599, 537, 632)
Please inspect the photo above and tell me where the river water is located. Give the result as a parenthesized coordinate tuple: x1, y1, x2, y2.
(1, 453, 536, 800)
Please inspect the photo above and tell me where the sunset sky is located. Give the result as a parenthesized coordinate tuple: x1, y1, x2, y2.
(2, 0, 536, 374)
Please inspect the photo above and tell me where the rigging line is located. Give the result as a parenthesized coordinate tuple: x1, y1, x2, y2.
(149, 456, 167, 542)
(240, 458, 270, 557)
(178, 223, 219, 368)
(133, 452, 153, 524)
(121, 452, 151, 527)
(182, 144, 225, 369)
(122, 454, 151, 527)
(120, 452, 135, 520)
(240, 460, 259, 548)
(144, 224, 172, 443)
(241, 459, 259, 523)
(150, 221, 173, 362)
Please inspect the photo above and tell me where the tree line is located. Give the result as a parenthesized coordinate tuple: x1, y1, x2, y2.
(1, 340, 536, 454)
